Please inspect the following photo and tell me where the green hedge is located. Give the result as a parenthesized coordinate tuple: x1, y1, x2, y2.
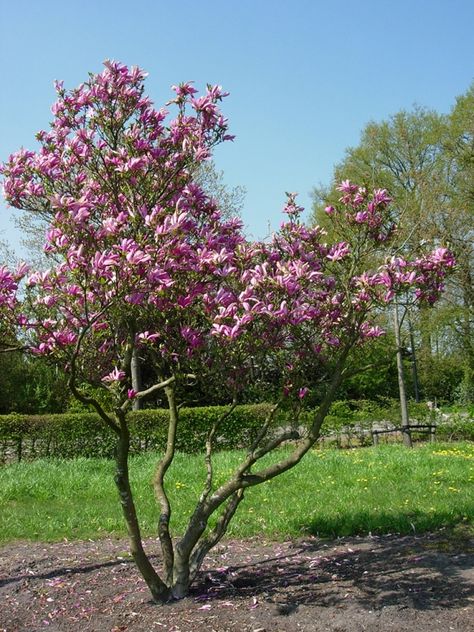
(436, 415, 474, 442)
(320, 399, 474, 446)
(1, 401, 471, 463)
(323, 398, 437, 429)
(0, 404, 276, 462)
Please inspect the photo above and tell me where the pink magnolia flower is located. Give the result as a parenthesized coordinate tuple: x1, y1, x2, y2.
(282, 192, 304, 220)
(137, 331, 160, 343)
(102, 368, 126, 383)
(337, 180, 358, 194)
(327, 242, 350, 261)
(180, 326, 202, 349)
(283, 384, 293, 397)
(14, 261, 30, 279)
(372, 189, 391, 205)
(171, 82, 198, 98)
(360, 323, 385, 338)
(298, 387, 309, 399)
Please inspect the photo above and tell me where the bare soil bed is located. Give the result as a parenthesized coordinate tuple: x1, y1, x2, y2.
(1, 529, 473, 631)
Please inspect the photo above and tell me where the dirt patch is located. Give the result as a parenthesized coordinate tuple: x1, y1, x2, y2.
(1, 529, 473, 631)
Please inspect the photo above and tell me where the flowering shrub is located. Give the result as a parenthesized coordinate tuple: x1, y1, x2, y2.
(0, 62, 454, 602)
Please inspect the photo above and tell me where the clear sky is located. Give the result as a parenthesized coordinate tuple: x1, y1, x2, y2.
(1, 0, 473, 255)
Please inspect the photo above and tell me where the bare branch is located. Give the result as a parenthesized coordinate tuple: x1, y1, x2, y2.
(189, 489, 245, 580)
(69, 324, 120, 434)
(248, 400, 282, 454)
(202, 346, 352, 519)
(152, 384, 179, 584)
(200, 400, 238, 505)
(0, 344, 24, 354)
(120, 375, 176, 412)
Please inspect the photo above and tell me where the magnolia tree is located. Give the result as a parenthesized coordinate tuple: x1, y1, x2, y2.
(0, 62, 454, 602)
(0, 264, 27, 354)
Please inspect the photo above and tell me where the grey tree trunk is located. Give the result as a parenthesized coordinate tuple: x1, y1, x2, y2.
(131, 348, 142, 411)
(114, 409, 170, 602)
(408, 317, 421, 402)
(394, 304, 412, 447)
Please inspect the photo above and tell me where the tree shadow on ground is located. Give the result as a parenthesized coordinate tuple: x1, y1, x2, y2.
(0, 556, 134, 589)
(195, 528, 474, 612)
(1, 527, 472, 615)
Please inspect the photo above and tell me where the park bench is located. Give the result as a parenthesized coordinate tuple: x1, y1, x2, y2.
(371, 423, 436, 445)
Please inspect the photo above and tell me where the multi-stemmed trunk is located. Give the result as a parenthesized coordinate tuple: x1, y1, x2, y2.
(111, 359, 348, 602)
(113, 407, 170, 602)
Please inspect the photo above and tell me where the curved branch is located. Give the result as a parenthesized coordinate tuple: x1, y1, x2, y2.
(153, 383, 179, 584)
(204, 344, 351, 515)
(120, 375, 176, 412)
(189, 489, 245, 581)
(200, 400, 237, 505)
(68, 324, 120, 434)
(247, 400, 282, 454)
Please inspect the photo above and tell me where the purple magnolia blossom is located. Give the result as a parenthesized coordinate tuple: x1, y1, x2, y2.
(283, 192, 304, 220)
(102, 368, 126, 384)
(298, 387, 309, 399)
(0, 64, 455, 406)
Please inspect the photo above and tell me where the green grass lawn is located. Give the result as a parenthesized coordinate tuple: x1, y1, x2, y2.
(0, 442, 473, 544)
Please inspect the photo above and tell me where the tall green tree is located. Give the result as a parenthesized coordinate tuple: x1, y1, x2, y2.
(312, 95, 474, 403)
(441, 84, 474, 401)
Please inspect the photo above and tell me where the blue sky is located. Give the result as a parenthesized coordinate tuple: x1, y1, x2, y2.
(1, 0, 473, 255)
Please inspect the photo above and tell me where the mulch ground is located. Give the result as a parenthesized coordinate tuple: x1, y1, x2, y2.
(1, 529, 473, 631)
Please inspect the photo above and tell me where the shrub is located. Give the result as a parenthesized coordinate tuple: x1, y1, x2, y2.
(0, 404, 275, 462)
(436, 413, 474, 442)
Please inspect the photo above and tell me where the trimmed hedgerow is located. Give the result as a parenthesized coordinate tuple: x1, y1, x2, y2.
(1, 401, 471, 463)
(0, 404, 276, 462)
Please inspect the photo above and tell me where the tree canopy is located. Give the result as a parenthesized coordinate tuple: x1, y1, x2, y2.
(311, 88, 474, 403)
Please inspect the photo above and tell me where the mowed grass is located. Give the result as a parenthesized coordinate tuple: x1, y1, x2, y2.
(0, 442, 473, 544)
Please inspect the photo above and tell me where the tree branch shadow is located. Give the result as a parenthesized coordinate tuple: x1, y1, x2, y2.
(1, 525, 472, 614)
(195, 527, 474, 612)
(0, 556, 135, 589)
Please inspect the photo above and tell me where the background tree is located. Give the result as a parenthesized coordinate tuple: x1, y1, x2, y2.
(441, 84, 474, 401)
(312, 95, 474, 403)
(0, 355, 69, 414)
(194, 159, 245, 220)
